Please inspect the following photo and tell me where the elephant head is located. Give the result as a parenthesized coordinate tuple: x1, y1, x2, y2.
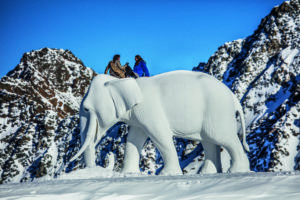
(70, 75, 143, 162)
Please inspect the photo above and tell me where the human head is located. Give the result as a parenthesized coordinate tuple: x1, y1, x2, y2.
(113, 54, 120, 62)
(135, 55, 142, 62)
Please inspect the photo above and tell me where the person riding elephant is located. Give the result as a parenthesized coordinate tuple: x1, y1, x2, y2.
(104, 54, 128, 78)
(133, 55, 150, 77)
(105, 54, 138, 79)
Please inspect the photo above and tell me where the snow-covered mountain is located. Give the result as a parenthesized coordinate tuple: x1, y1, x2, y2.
(0, 48, 97, 183)
(193, 0, 300, 172)
(0, 0, 299, 184)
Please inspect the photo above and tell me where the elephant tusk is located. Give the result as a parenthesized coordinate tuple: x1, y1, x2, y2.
(70, 114, 97, 162)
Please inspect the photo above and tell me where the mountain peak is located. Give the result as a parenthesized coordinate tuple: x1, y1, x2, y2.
(5, 48, 92, 94)
(0, 48, 98, 183)
(1, 48, 97, 114)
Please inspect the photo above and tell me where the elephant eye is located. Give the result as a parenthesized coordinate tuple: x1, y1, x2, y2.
(84, 108, 89, 112)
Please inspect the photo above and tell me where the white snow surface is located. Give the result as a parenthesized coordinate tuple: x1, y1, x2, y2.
(0, 167, 299, 200)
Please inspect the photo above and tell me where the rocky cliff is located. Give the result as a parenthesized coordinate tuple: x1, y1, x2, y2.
(0, 48, 97, 183)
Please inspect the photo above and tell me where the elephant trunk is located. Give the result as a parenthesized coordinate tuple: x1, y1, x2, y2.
(70, 113, 97, 162)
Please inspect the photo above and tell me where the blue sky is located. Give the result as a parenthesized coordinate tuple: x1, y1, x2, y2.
(0, 0, 284, 78)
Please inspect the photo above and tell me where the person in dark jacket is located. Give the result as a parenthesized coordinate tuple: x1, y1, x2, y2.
(133, 55, 150, 77)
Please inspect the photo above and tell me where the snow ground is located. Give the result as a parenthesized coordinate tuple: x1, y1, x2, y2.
(0, 167, 299, 200)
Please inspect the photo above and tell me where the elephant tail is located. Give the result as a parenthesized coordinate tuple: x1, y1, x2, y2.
(237, 108, 250, 152)
(233, 95, 250, 152)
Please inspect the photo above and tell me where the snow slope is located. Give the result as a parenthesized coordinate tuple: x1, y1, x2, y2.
(0, 167, 299, 200)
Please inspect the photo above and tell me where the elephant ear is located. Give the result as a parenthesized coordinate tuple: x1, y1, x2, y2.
(105, 78, 143, 118)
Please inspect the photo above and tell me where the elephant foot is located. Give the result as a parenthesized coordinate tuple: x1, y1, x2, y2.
(228, 168, 250, 173)
(228, 159, 250, 173)
(121, 167, 141, 175)
(121, 171, 141, 176)
(86, 164, 96, 168)
(85, 161, 96, 168)
(200, 160, 217, 174)
(228, 165, 250, 173)
(160, 167, 182, 176)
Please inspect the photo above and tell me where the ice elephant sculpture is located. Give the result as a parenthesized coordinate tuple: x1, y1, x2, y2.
(70, 71, 250, 174)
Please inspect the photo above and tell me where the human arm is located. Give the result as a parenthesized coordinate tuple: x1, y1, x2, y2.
(104, 63, 110, 74)
(115, 60, 127, 72)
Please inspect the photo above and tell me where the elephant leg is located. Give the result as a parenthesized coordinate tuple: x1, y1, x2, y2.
(122, 126, 148, 173)
(202, 115, 250, 173)
(201, 141, 222, 174)
(145, 126, 182, 175)
(83, 144, 96, 168)
(220, 136, 250, 173)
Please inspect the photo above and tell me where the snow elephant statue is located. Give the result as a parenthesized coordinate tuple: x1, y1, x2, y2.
(70, 71, 250, 174)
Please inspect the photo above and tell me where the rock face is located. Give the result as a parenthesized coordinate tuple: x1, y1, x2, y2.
(0, 48, 97, 183)
(194, 0, 300, 172)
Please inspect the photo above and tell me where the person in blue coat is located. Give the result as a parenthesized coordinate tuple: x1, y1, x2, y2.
(133, 55, 150, 77)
